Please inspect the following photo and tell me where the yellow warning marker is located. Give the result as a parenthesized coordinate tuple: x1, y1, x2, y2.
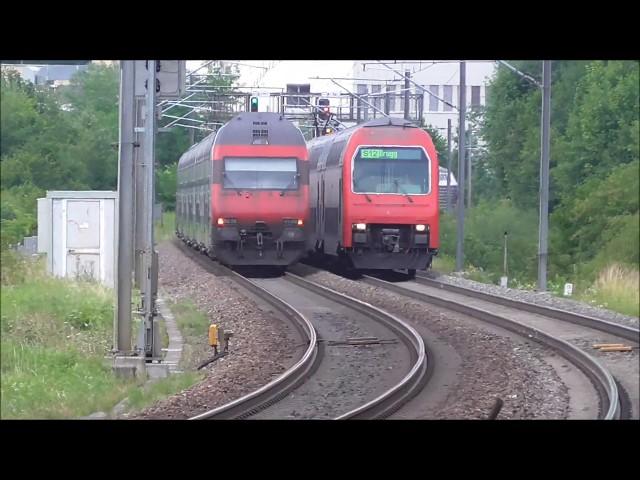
(598, 346, 633, 352)
(592, 343, 625, 349)
(209, 324, 219, 347)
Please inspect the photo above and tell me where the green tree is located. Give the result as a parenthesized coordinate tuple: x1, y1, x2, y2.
(1, 70, 41, 158)
(1, 64, 121, 245)
(475, 60, 639, 284)
(156, 164, 177, 211)
(422, 124, 447, 160)
(553, 61, 639, 203)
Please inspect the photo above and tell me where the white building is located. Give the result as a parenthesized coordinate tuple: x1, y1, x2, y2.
(1, 62, 89, 88)
(2, 65, 38, 83)
(232, 60, 354, 96)
(351, 61, 497, 131)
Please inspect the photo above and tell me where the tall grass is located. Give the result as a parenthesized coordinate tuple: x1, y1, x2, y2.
(432, 253, 456, 274)
(126, 372, 204, 411)
(0, 251, 133, 418)
(167, 299, 212, 370)
(170, 299, 210, 338)
(580, 264, 639, 317)
(155, 211, 176, 243)
(1, 251, 205, 418)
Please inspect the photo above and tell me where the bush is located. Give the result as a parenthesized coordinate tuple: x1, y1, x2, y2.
(439, 200, 539, 283)
(0, 184, 43, 249)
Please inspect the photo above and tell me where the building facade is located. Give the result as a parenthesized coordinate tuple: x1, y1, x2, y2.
(351, 61, 497, 132)
(1, 62, 90, 87)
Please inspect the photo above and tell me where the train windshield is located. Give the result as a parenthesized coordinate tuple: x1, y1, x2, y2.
(223, 157, 299, 190)
(352, 147, 429, 194)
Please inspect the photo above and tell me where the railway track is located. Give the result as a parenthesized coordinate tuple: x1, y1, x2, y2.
(414, 273, 639, 342)
(357, 270, 640, 420)
(175, 241, 428, 420)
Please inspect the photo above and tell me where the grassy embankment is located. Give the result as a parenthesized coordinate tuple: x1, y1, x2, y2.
(0, 247, 203, 419)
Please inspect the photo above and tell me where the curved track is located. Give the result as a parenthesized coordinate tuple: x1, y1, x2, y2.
(414, 273, 639, 342)
(361, 272, 640, 419)
(176, 241, 428, 419)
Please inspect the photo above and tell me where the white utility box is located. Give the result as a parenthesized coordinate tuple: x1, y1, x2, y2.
(37, 191, 117, 288)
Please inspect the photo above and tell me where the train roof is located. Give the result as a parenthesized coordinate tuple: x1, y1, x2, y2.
(218, 112, 305, 146)
(178, 112, 305, 168)
(360, 117, 419, 128)
(307, 116, 422, 148)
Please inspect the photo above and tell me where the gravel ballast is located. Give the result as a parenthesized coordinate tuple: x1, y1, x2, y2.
(299, 269, 570, 419)
(126, 241, 299, 420)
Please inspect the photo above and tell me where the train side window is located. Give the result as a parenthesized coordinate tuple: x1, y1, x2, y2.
(326, 139, 346, 167)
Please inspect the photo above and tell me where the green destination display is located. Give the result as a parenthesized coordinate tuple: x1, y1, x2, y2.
(359, 148, 423, 161)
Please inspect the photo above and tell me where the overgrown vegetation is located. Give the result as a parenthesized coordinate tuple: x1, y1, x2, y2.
(155, 211, 176, 243)
(170, 299, 210, 338)
(0, 252, 131, 418)
(125, 372, 204, 411)
(442, 60, 639, 315)
(0, 63, 235, 418)
(0, 252, 205, 418)
(579, 264, 639, 317)
(166, 298, 212, 370)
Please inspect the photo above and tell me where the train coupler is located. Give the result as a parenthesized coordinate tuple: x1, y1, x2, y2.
(256, 232, 264, 258)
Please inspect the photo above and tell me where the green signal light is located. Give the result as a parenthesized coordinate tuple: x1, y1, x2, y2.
(250, 97, 259, 112)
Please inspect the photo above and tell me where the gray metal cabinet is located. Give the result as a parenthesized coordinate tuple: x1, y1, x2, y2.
(37, 191, 117, 288)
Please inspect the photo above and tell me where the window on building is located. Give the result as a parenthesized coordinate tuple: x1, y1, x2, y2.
(443, 85, 453, 112)
(387, 84, 398, 113)
(371, 84, 381, 115)
(286, 84, 310, 106)
(429, 85, 439, 112)
(357, 84, 368, 120)
(484, 86, 491, 105)
(471, 86, 481, 109)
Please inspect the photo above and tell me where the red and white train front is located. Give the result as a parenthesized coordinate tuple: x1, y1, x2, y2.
(176, 112, 309, 267)
(307, 117, 439, 274)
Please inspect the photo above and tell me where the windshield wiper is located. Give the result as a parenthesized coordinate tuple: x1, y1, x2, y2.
(223, 173, 243, 196)
(280, 174, 300, 196)
(394, 179, 414, 203)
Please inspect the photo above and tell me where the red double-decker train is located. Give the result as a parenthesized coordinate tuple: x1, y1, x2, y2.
(176, 112, 309, 267)
(305, 117, 439, 277)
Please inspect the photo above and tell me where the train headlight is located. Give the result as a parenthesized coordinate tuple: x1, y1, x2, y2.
(284, 218, 304, 227)
(353, 223, 367, 231)
(415, 224, 427, 232)
(217, 218, 237, 226)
